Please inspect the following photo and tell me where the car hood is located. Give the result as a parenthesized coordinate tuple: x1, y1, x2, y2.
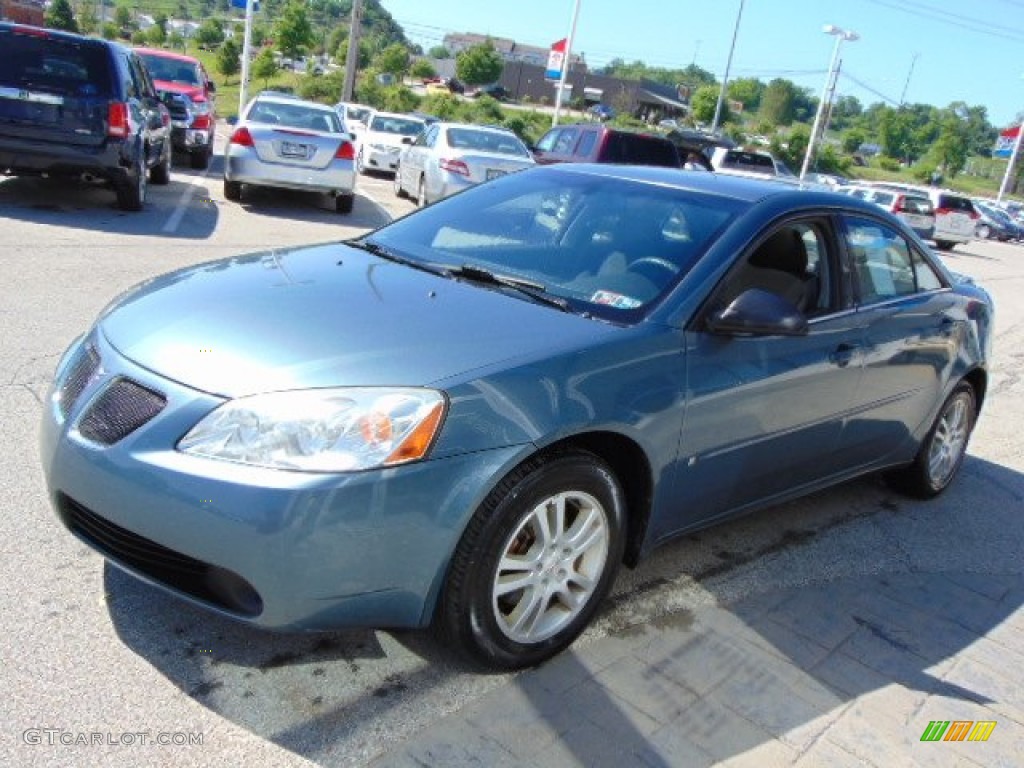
(99, 242, 616, 398)
(154, 80, 206, 102)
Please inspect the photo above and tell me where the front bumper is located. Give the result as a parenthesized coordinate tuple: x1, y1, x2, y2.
(170, 126, 211, 152)
(364, 145, 402, 172)
(225, 145, 355, 195)
(40, 331, 521, 630)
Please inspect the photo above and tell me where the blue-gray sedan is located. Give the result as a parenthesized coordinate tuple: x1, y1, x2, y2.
(41, 166, 993, 669)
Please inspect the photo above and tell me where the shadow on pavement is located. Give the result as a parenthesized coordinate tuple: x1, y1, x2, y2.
(104, 454, 1023, 766)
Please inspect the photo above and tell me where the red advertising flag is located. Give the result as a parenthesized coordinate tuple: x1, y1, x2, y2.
(546, 39, 567, 80)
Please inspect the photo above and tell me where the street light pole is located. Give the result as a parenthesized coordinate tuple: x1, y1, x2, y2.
(800, 24, 858, 181)
(711, 0, 745, 135)
(238, 0, 256, 116)
(997, 121, 1024, 202)
(342, 0, 365, 102)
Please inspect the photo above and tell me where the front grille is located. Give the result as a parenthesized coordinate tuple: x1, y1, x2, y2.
(77, 378, 166, 445)
(160, 92, 190, 122)
(59, 494, 262, 618)
(58, 344, 99, 418)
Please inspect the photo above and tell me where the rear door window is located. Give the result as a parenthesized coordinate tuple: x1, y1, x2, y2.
(603, 133, 679, 166)
(843, 217, 944, 303)
(574, 130, 597, 159)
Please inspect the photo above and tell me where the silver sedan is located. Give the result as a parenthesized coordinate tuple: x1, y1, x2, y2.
(395, 122, 535, 206)
(223, 95, 357, 213)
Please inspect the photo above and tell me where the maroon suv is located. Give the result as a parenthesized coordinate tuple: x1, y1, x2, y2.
(532, 123, 682, 167)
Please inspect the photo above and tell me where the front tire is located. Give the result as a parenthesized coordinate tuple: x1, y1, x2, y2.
(191, 144, 212, 170)
(886, 382, 976, 498)
(393, 165, 406, 198)
(437, 451, 626, 670)
(150, 142, 171, 185)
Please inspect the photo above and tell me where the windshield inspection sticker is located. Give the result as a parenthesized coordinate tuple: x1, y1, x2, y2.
(591, 290, 642, 309)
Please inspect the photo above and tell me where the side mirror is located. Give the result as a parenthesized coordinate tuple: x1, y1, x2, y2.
(206, 80, 216, 93)
(706, 288, 808, 336)
(226, 115, 238, 126)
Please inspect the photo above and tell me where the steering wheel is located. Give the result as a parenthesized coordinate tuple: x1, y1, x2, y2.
(629, 257, 679, 283)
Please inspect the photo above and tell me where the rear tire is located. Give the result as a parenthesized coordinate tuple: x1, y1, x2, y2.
(223, 179, 242, 201)
(334, 193, 354, 214)
(886, 382, 976, 499)
(436, 450, 626, 670)
(116, 151, 146, 211)
(933, 240, 954, 251)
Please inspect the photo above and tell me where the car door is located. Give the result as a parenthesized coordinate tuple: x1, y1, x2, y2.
(127, 54, 167, 167)
(662, 217, 865, 536)
(837, 214, 959, 467)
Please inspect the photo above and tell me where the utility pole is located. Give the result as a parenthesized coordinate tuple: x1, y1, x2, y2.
(711, 0, 745, 134)
(341, 0, 364, 103)
(899, 52, 919, 107)
(997, 121, 1023, 202)
(552, 0, 582, 127)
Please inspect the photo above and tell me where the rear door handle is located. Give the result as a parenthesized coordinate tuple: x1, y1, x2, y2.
(829, 343, 858, 368)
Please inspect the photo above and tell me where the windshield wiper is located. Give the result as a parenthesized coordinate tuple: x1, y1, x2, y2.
(444, 264, 572, 312)
(345, 239, 450, 277)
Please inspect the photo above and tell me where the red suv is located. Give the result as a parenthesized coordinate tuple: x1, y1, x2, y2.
(135, 48, 216, 169)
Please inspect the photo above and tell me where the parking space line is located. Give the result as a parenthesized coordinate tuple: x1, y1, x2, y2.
(162, 164, 211, 234)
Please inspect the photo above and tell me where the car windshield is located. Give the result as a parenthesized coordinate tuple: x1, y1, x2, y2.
(365, 169, 740, 322)
(369, 116, 425, 135)
(139, 54, 201, 86)
(446, 128, 530, 157)
(248, 102, 342, 132)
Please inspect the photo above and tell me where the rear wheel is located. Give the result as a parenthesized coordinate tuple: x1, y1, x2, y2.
(223, 179, 242, 201)
(436, 451, 626, 670)
(116, 150, 146, 211)
(933, 240, 955, 251)
(334, 193, 354, 214)
(886, 382, 976, 498)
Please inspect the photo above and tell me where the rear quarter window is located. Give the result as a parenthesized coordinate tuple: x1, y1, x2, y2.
(603, 133, 679, 166)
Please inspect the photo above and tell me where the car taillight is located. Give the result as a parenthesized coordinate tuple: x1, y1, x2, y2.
(334, 141, 355, 160)
(439, 158, 470, 176)
(892, 195, 905, 213)
(191, 114, 212, 130)
(968, 209, 980, 220)
(229, 127, 254, 147)
(107, 102, 129, 138)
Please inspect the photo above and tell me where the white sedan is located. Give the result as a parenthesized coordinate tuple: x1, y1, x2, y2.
(355, 112, 426, 175)
(395, 122, 535, 206)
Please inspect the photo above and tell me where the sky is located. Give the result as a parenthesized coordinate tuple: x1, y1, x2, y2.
(378, 0, 1024, 129)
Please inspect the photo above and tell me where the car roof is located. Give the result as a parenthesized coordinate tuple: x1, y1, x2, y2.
(438, 122, 520, 137)
(542, 163, 878, 208)
(134, 47, 200, 64)
(250, 95, 333, 111)
(2, 21, 116, 47)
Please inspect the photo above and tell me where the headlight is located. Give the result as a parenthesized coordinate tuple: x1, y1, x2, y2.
(178, 388, 446, 472)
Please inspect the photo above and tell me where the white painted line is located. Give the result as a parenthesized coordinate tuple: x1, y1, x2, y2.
(161, 161, 212, 234)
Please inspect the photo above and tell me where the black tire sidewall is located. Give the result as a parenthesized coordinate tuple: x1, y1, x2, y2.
(450, 452, 626, 669)
(919, 384, 976, 495)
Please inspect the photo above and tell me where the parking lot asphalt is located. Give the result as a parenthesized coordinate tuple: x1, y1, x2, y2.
(1, 130, 1022, 767)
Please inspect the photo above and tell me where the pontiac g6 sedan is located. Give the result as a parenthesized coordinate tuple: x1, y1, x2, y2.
(41, 166, 992, 670)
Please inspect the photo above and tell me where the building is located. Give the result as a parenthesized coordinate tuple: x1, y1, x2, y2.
(442, 32, 585, 70)
(0, 0, 44, 25)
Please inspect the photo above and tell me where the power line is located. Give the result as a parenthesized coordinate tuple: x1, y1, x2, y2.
(861, 0, 1024, 42)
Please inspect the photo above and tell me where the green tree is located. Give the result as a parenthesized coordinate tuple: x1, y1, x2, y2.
(298, 70, 344, 103)
(131, 30, 146, 45)
(146, 23, 166, 46)
(274, 1, 314, 61)
(78, 4, 96, 34)
(841, 127, 866, 154)
(168, 32, 185, 51)
(252, 47, 279, 87)
(428, 45, 451, 59)
(878, 107, 918, 161)
(102, 22, 118, 40)
(45, 0, 79, 33)
(728, 77, 764, 111)
(761, 78, 798, 126)
(217, 39, 241, 82)
(410, 59, 436, 80)
(380, 85, 420, 113)
(930, 113, 970, 177)
(455, 41, 503, 86)
(690, 84, 724, 124)
(195, 18, 224, 49)
(374, 43, 410, 77)
(114, 5, 134, 37)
